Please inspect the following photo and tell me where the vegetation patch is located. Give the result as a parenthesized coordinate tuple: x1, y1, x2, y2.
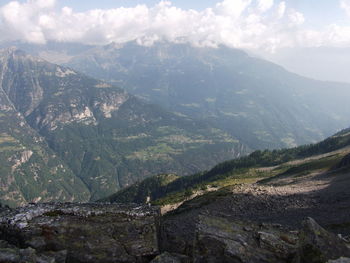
(126, 143, 178, 161)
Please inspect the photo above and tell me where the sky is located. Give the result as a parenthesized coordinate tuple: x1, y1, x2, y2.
(52, 0, 349, 28)
(0, 0, 349, 53)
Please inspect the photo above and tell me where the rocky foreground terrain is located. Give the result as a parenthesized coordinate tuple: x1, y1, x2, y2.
(0, 203, 160, 263)
(0, 201, 349, 263)
(158, 153, 350, 263)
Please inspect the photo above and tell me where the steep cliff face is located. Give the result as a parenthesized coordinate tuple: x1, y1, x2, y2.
(0, 48, 248, 205)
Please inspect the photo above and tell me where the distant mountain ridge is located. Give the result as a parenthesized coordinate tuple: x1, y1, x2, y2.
(3, 41, 350, 149)
(62, 41, 350, 149)
(0, 48, 247, 205)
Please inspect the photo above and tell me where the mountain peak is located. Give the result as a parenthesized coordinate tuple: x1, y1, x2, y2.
(0, 47, 44, 64)
(1, 46, 26, 57)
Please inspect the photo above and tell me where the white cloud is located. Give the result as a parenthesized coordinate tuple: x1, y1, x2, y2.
(287, 9, 305, 26)
(0, 1, 49, 43)
(215, 0, 251, 18)
(35, 0, 55, 9)
(257, 0, 274, 13)
(302, 24, 350, 48)
(0, 0, 348, 52)
(340, 0, 350, 16)
(276, 2, 286, 19)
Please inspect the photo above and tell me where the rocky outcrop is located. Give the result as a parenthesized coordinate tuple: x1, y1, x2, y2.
(299, 218, 350, 263)
(0, 203, 349, 262)
(91, 89, 129, 119)
(193, 215, 299, 263)
(0, 203, 160, 263)
(162, 214, 350, 263)
(10, 150, 33, 172)
(150, 252, 189, 263)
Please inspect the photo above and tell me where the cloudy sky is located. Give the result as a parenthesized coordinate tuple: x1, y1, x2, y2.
(0, 0, 349, 54)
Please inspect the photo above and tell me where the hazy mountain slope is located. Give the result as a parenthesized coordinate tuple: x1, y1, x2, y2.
(65, 42, 350, 149)
(0, 50, 91, 206)
(0, 48, 247, 201)
(102, 127, 350, 205)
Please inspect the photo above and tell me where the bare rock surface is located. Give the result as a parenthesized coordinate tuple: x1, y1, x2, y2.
(0, 203, 160, 263)
(150, 252, 189, 263)
(192, 216, 350, 263)
(193, 215, 298, 263)
(299, 218, 350, 263)
(0, 202, 349, 262)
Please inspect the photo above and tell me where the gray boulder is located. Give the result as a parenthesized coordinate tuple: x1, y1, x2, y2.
(298, 217, 350, 263)
(193, 215, 298, 263)
(150, 252, 190, 263)
(0, 240, 36, 263)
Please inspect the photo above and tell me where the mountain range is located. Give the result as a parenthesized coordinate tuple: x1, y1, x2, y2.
(1, 41, 350, 206)
(0, 47, 245, 205)
(4, 41, 350, 149)
(62, 42, 350, 149)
